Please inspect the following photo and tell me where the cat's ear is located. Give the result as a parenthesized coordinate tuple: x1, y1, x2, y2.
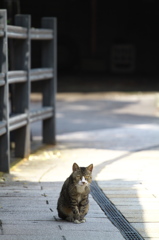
(87, 164, 93, 172)
(72, 163, 80, 172)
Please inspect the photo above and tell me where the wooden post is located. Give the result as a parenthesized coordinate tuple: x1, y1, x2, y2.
(0, 10, 10, 172)
(12, 15, 31, 157)
(41, 18, 57, 144)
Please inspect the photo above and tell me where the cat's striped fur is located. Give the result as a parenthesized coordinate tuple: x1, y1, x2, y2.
(57, 163, 93, 224)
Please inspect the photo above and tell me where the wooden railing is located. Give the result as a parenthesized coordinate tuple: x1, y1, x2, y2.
(0, 10, 57, 172)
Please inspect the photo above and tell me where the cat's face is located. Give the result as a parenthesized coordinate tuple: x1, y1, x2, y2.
(72, 163, 93, 187)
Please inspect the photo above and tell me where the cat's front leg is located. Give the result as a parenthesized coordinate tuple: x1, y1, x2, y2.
(72, 206, 80, 220)
(73, 206, 88, 223)
(72, 206, 87, 224)
(65, 205, 80, 223)
(79, 198, 89, 222)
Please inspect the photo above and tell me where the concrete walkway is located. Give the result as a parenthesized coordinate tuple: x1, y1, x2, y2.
(1, 92, 159, 239)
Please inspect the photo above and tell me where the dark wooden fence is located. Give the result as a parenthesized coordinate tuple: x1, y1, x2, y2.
(0, 10, 57, 172)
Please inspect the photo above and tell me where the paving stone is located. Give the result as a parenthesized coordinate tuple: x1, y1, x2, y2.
(144, 238, 159, 240)
(126, 213, 159, 223)
(2, 224, 59, 235)
(105, 192, 154, 198)
(63, 230, 125, 240)
(112, 198, 159, 205)
(132, 223, 159, 238)
(117, 205, 159, 211)
(59, 220, 119, 232)
(0, 236, 63, 240)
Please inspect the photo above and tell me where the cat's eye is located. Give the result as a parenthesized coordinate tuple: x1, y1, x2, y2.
(85, 176, 90, 180)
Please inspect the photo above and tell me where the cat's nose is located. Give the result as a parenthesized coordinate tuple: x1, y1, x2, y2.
(81, 176, 86, 184)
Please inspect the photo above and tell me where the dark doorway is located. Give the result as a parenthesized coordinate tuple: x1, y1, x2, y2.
(1, 0, 159, 91)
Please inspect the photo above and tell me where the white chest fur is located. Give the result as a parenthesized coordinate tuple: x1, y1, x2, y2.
(76, 184, 86, 194)
(76, 185, 86, 202)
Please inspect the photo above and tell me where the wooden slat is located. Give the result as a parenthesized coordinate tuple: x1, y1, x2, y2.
(8, 71, 27, 84)
(0, 121, 6, 136)
(0, 80, 5, 86)
(30, 107, 53, 123)
(0, 73, 5, 86)
(30, 68, 53, 81)
(30, 28, 53, 40)
(7, 25, 27, 39)
(9, 113, 28, 131)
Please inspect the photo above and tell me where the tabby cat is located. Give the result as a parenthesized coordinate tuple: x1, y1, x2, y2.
(57, 163, 93, 224)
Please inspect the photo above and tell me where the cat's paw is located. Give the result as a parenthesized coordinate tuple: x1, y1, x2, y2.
(80, 218, 86, 223)
(74, 219, 81, 224)
(74, 218, 86, 224)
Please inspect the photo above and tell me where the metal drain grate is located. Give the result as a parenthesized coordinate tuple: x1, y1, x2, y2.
(91, 181, 144, 240)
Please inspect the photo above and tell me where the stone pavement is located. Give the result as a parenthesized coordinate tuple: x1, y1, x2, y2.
(1, 92, 159, 239)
